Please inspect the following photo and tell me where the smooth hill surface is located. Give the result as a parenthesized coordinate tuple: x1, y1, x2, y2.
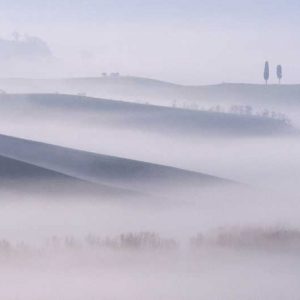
(0, 134, 232, 195)
(0, 153, 137, 197)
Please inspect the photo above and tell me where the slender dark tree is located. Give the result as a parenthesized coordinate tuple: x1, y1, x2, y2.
(277, 65, 282, 84)
(264, 61, 270, 85)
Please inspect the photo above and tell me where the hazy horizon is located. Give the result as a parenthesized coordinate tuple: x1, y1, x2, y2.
(0, 0, 300, 84)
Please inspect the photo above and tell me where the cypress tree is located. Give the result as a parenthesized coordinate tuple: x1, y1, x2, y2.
(264, 61, 270, 85)
(277, 65, 282, 84)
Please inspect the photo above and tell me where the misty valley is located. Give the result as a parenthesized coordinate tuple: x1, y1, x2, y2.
(0, 80, 299, 299)
(1, 1, 300, 299)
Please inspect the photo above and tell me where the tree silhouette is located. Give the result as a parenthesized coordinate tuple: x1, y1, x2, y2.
(264, 61, 270, 85)
(277, 65, 282, 84)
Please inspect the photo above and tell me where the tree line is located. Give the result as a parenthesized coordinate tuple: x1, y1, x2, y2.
(0, 227, 300, 259)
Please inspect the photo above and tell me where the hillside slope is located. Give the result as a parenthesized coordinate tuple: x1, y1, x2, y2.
(0, 134, 232, 195)
(0, 154, 136, 197)
(0, 93, 295, 136)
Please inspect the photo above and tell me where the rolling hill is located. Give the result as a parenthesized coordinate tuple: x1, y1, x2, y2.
(0, 134, 233, 196)
(0, 93, 295, 136)
(0, 76, 300, 108)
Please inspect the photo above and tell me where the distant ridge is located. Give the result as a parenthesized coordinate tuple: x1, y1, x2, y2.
(2, 75, 300, 89)
(0, 76, 300, 109)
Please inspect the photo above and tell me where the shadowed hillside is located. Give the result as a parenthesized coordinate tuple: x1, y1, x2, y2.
(0, 154, 139, 197)
(0, 134, 233, 196)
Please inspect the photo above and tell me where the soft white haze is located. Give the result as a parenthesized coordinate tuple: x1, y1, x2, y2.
(0, 0, 300, 83)
(0, 1, 300, 300)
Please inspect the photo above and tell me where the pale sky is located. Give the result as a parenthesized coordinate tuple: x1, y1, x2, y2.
(0, 0, 299, 84)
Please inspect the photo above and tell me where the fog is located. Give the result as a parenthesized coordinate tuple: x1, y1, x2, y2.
(1, 0, 300, 83)
(0, 94, 298, 191)
(0, 92, 299, 299)
(0, 1, 300, 299)
(1, 192, 300, 299)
